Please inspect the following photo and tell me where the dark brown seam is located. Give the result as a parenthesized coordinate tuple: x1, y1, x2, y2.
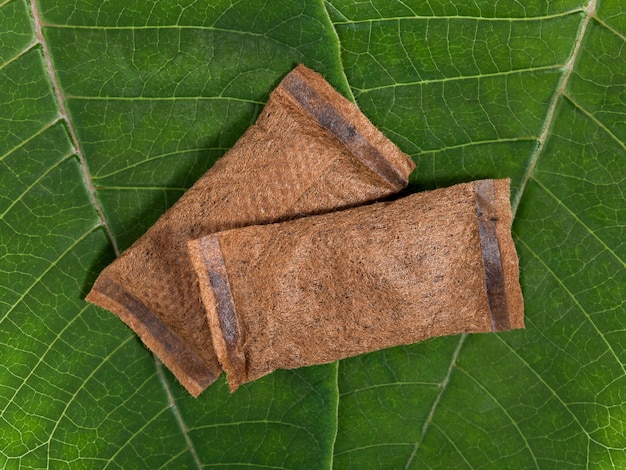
(474, 180, 510, 331)
(281, 71, 407, 190)
(198, 235, 242, 359)
(93, 276, 216, 388)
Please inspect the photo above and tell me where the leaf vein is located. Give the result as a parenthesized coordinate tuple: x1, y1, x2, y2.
(404, 334, 466, 469)
(354, 64, 562, 95)
(0, 152, 74, 220)
(530, 176, 624, 266)
(65, 95, 264, 104)
(29, 0, 120, 256)
(153, 360, 203, 470)
(561, 93, 626, 151)
(456, 366, 540, 468)
(331, 8, 586, 25)
(339, 381, 439, 399)
(514, 234, 625, 376)
(0, 116, 64, 162)
(0, 303, 90, 416)
(0, 225, 100, 324)
(0, 40, 38, 72)
(512, 0, 597, 215)
(92, 148, 226, 180)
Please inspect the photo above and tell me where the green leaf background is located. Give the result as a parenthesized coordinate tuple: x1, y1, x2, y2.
(1, 0, 624, 467)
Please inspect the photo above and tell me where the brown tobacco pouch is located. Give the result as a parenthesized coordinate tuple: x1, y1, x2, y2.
(85, 64, 415, 396)
(188, 179, 524, 392)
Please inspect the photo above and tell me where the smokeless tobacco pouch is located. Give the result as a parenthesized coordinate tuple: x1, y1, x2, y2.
(85, 64, 414, 396)
(188, 179, 524, 392)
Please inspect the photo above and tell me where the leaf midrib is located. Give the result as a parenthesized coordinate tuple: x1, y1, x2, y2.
(513, 0, 597, 215)
(29, 0, 204, 466)
(29, 0, 120, 256)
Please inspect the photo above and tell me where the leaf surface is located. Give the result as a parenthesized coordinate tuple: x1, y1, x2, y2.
(1, 0, 624, 468)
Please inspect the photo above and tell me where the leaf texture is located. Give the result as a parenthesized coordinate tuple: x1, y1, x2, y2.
(1, 0, 624, 468)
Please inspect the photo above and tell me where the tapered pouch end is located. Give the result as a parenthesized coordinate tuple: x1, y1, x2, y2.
(188, 236, 246, 392)
(283, 64, 415, 190)
(481, 178, 524, 331)
(85, 272, 215, 397)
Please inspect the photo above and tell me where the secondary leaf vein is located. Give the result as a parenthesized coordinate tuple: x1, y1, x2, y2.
(331, 8, 586, 25)
(404, 334, 466, 469)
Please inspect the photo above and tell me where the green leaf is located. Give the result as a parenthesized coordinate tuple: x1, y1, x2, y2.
(1, 0, 623, 468)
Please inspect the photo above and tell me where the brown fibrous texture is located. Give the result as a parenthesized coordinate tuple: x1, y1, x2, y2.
(85, 65, 415, 396)
(188, 179, 524, 392)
